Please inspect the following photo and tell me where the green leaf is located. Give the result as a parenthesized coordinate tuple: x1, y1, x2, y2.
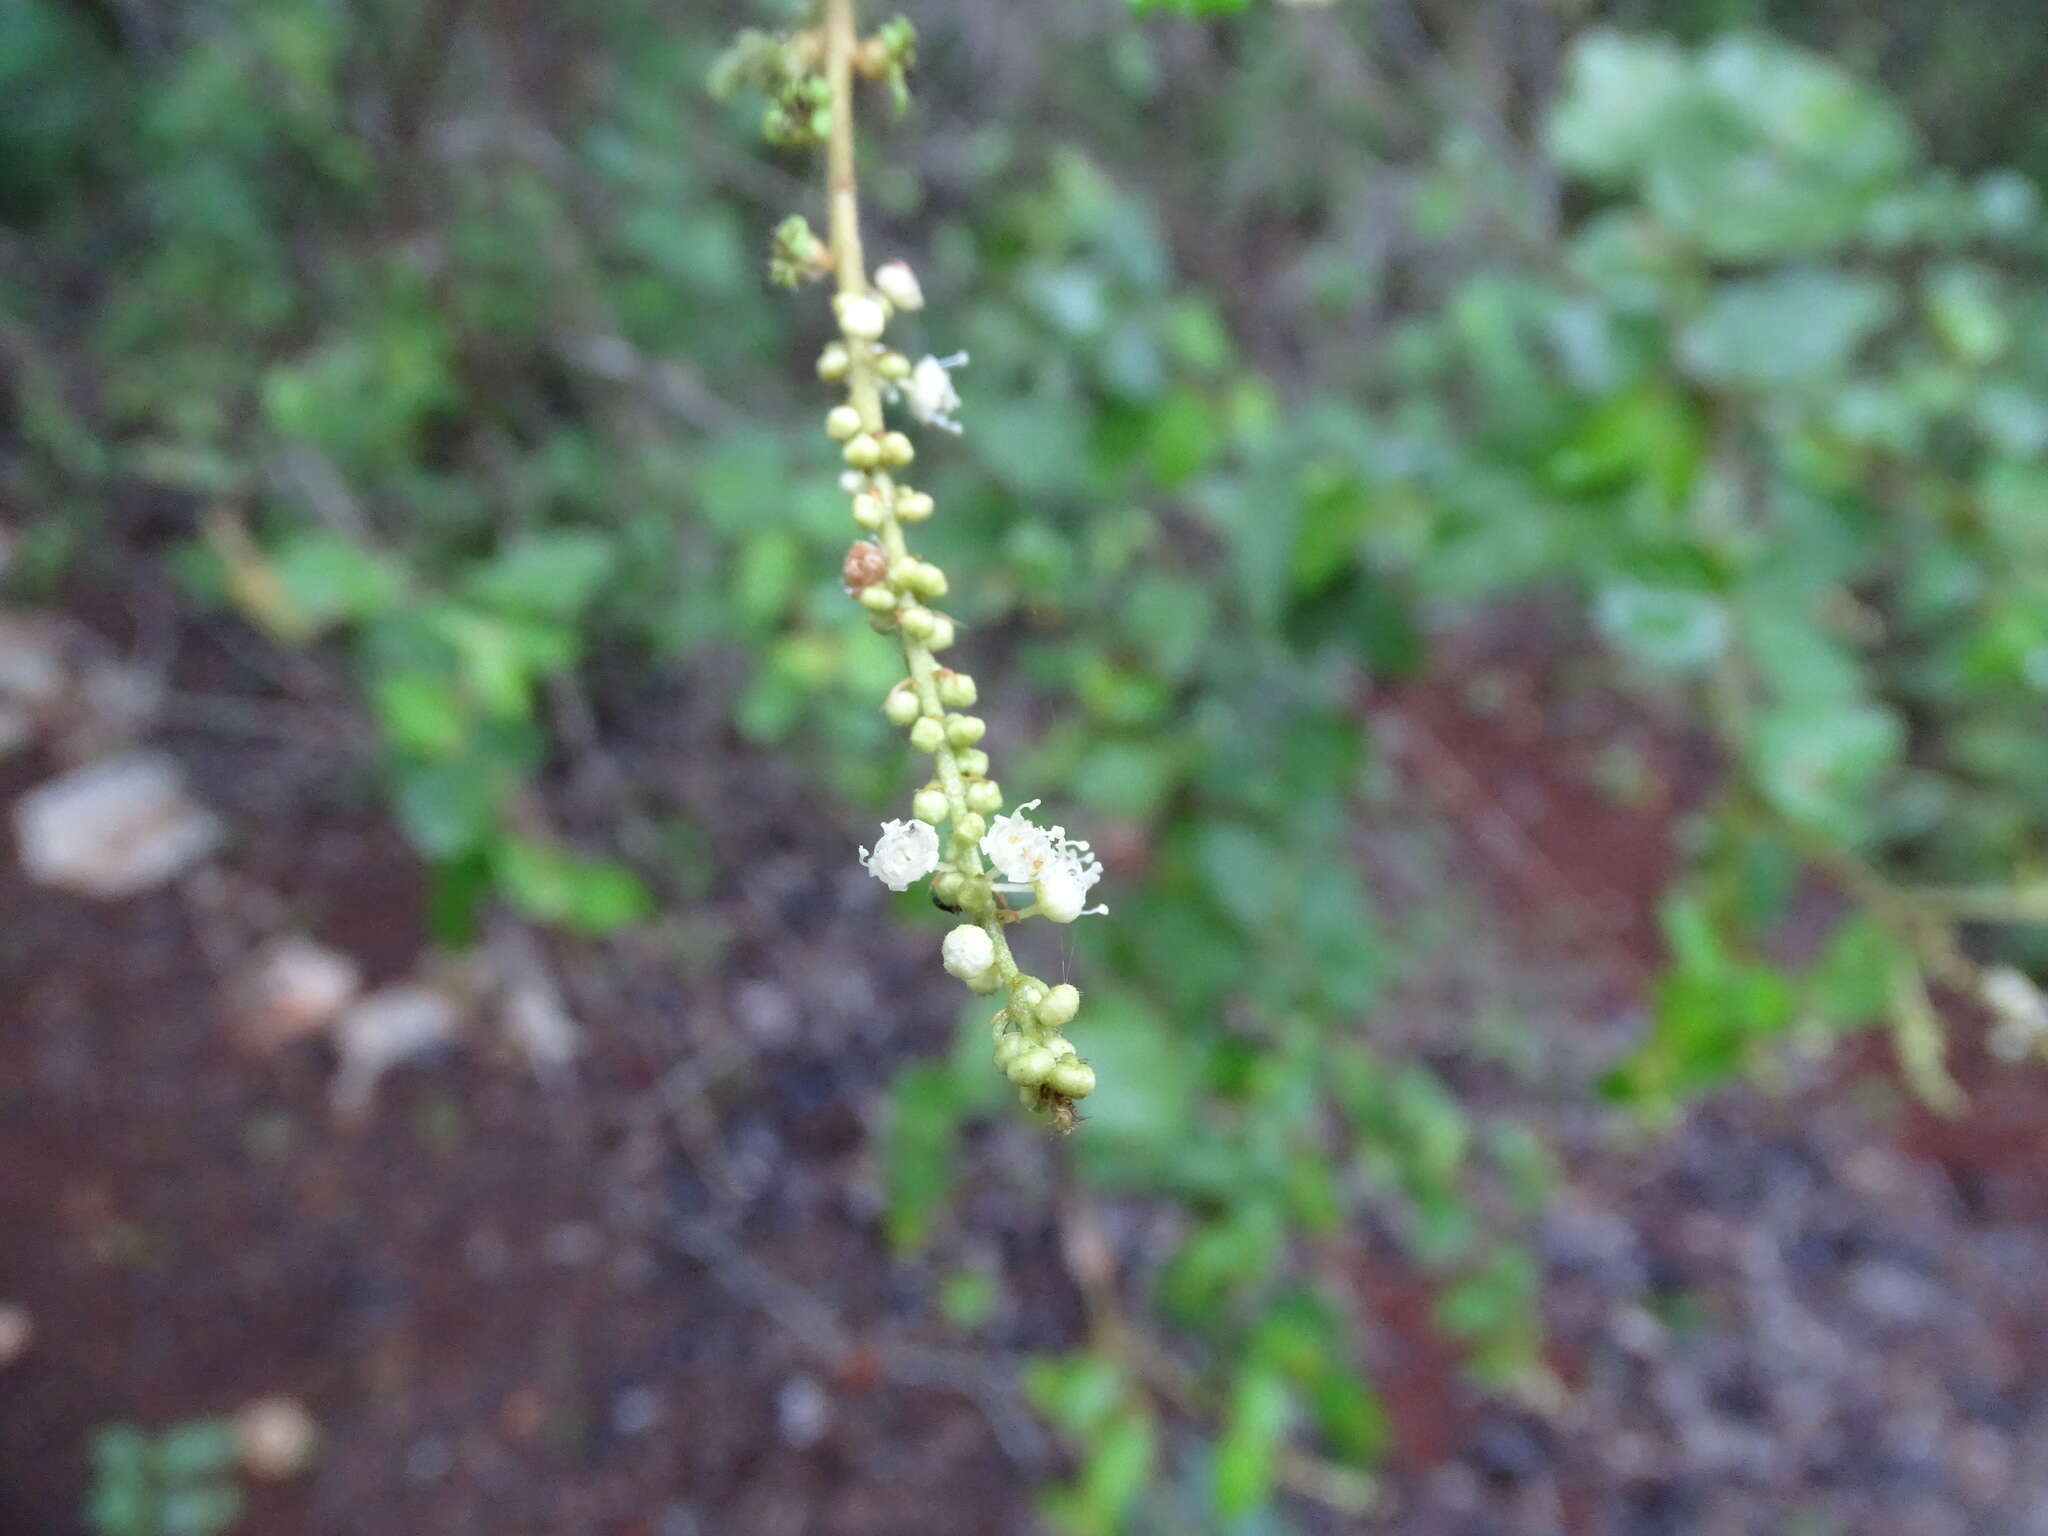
(1546, 31, 1692, 184)
(493, 838, 652, 934)
(1213, 1366, 1290, 1520)
(154, 1419, 237, 1480)
(1680, 270, 1897, 391)
(883, 1065, 960, 1253)
(372, 671, 465, 759)
(462, 530, 616, 621)
(1748, 702, 1903, 846)
(1595, 583, 1729, 672)
(271, 532, 402, 633)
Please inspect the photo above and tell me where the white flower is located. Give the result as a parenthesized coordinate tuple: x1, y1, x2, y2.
(978, 801, 1106, 922)
(941, 923, 996, 982)
(980, 800, 1053, 882)
(860, 818, 939, 891)
(1032, 842, 1106, 923)
(899, 352, 966, 434)
(873, 260, 925, 312)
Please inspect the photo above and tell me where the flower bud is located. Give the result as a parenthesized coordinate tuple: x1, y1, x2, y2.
(909, 562, 948, 599)
(926, 614, 956, 651)
(952, 812, 987, 843)
(1048, 1059, 1096, 1099)
(874, 260, 925, 313)
(945, 714, 986, 747)
(895, 489, 935, 521)
(908, 716, 945, 753)
(851, 493, 885, 530)
(826, 405, 863, 441)
(1012, 982, 1046, 1017)
(860, 584, 899, 615)
(1044, 1036, 1078, 1061)
(956, 748, 988, 777)
(888, 556, 921, 590)
(835, 292, 887, 341)
(964, 967, 1002, 995)
(842, 541, 888, 592)
(1005, 1045, 1057, 1087)
(932, 869, 968, 908)
(994, 1032, 1030, 1069)
(942, 923, 996, 981)
(843, 433, 882, 470)
(877, 350, 912, 381)
(913, 787, 949, 824)
(1037, 983, 1080, 1029)
(818, 342, 850, 382)
(900, 605, 936, 641)
(880, 431, 916, 468)
(965, 779, 1003, 816)
(937, 671, 977, 708)
(883, 682, 921, 725)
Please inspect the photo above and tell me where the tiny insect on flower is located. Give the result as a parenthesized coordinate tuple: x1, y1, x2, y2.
(842, 541, 889, 591)
(859, 819, 939, 891)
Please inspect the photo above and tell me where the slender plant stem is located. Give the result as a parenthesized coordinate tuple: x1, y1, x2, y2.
(819, 0, 1031, 1012)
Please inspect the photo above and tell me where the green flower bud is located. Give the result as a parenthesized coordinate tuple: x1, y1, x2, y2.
(932, 869, 969, 908)
(1048, 1059, 1096, 1099)
(860, 584, 899, 615)
(883, 683, 920, 725)
(945, 714, 986, 748)
(964, 967, 1002, 995)
(909, 562, 948, 599)
(1005, 1045, 1056, 1087)
(965, 779, 1002, 816)
(808, 108, 832, 140)
(818, 343, 851, 382)
(1044, 1035, 1077, 1060)
(888, 556, 921, 590)
(826, 405, 863, 441)
(908, 716, 945, 753)
(953, 812, 987, 843)
(912, 787, 949, 824)
(843, 433, 882, 470)
(994, 1032, 1030, 1069)
(851, 493, 886, 530)
(896, 489, 935, 520)
(926, 614, 956, 650)
(937, 671, 977, 708)
(900, 605, 936, 641)
(880, 431, 915, 467)
(1012, 982, 1046, 1017)
(877, 350, 912, 381)
(956, 748, 989, 777)
(1036, 983, 1081, 1030)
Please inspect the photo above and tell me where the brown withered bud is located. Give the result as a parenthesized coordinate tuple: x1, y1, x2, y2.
(842, 540, 889, 593)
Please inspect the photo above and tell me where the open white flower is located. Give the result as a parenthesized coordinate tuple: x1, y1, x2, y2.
(860, 818, 940, 891)
(978, 801, 1106, 922)
(898, 352, 966, 434)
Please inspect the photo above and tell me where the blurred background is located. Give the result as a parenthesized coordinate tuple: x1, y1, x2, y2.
(5, 0, 2048, 1531)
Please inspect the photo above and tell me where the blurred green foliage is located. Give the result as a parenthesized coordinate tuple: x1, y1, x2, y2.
(6, 0, 2048, 1529)
(85, 1421, 242, 1536)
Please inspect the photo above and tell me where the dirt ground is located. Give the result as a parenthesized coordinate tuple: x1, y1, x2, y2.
(7, 586, 2048, 1535)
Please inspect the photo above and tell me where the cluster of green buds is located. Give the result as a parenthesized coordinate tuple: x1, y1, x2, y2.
(731, 3, 1104, 1129)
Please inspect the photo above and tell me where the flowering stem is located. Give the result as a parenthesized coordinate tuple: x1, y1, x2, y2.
(819, 0, 1027, 1002)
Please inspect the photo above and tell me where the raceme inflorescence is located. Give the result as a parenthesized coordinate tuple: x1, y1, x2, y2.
(719, 1, 1104, 1130)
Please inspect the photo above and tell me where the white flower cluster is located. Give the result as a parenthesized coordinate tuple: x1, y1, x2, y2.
(979, 801, 1106, 923)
